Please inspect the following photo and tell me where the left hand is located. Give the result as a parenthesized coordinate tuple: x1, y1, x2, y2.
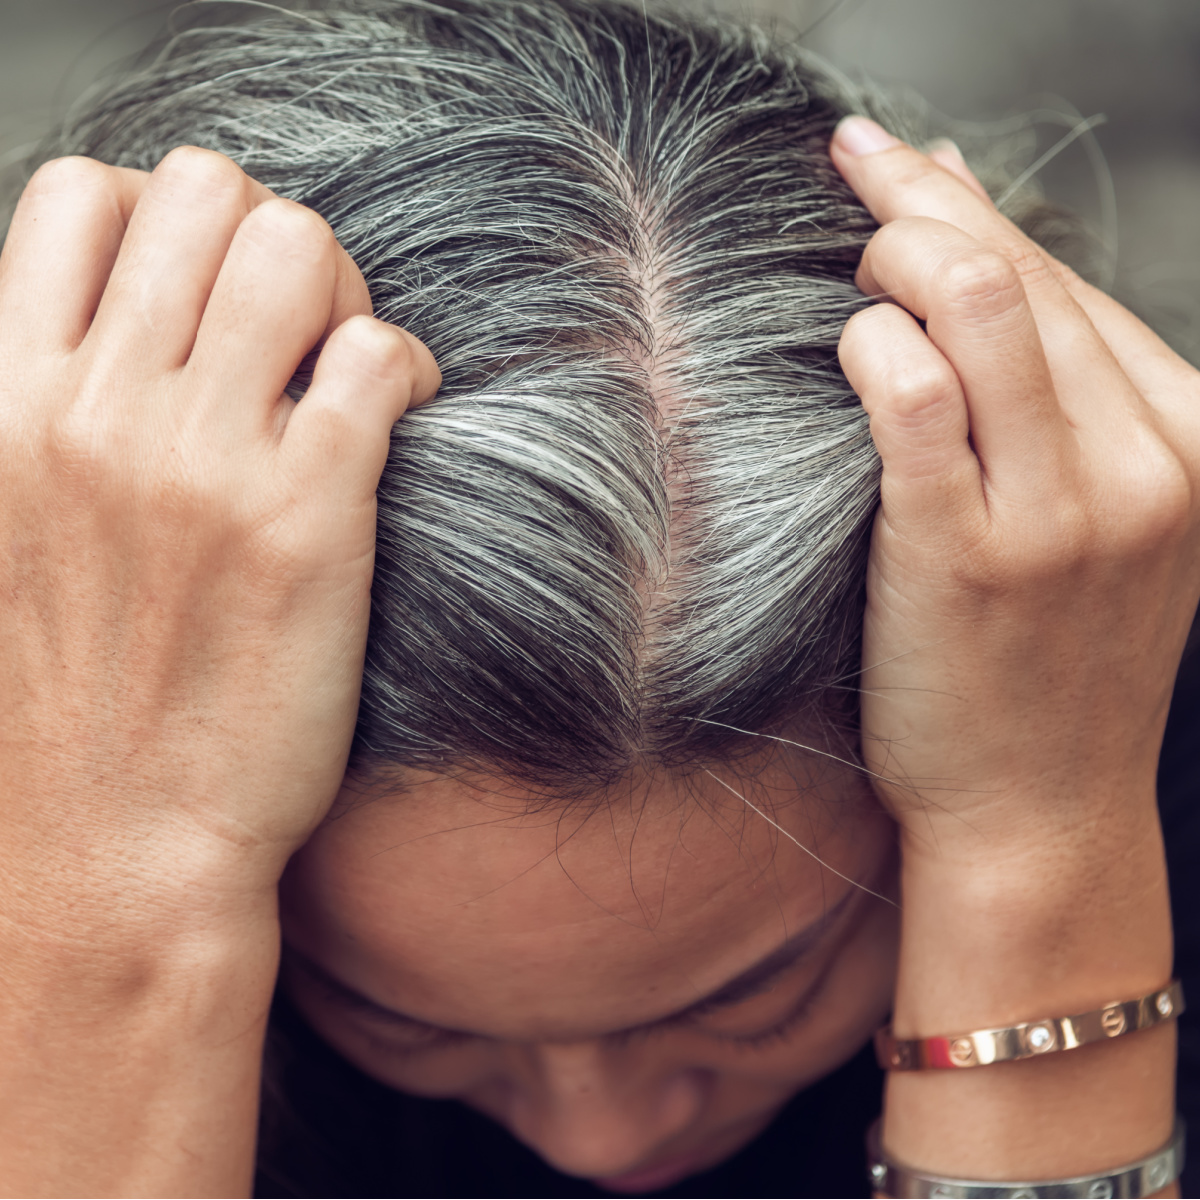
(831, 117, 1200, 873)
(831, 114, 1192, 1191)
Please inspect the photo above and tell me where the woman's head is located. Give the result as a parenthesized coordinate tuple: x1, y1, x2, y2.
(47, 0, 894, 791)
(34, 0, 1092, 1186)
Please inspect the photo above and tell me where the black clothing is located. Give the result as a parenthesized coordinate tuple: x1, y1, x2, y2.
(256, 650, 1200, 1199)
(1161, 643, 1200, 1196)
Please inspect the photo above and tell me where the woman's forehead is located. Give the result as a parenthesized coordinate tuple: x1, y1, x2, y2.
(279, 761, 892, 1038)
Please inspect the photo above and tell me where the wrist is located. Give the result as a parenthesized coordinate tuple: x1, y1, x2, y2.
(0, 886, 282, 1024)
(0, 793, 286, 924)
(884, 810, 1177, 1185)
(0, 830, 283, 1007)
(894, 812, 1173, 1035)
(0, 882, 279, 1199)
(893, 773, 1162, 872)
(882, 1024, 1179, 1186)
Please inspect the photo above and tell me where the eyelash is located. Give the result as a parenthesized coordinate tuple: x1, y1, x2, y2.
(702, 957, 837, 1051)
(620, 981, 821, 1052)
(721, 991, 818, 1050)
(370, 1012, 473, 1048)
(312, 964, 822, 1054)
(315, 977, 476, 1050)
(342, 988, 817, 1054)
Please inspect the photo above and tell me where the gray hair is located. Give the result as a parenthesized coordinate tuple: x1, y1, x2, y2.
(25, 0, 1091, 796)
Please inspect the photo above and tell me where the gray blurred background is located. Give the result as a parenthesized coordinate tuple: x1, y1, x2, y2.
(2, 0, 1198, 359)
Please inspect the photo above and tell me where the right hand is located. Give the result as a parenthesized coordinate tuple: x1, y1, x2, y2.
(0, 148, 440, 926)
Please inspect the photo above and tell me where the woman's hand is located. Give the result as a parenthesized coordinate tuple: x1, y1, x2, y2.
(0, 148, 439, 903)
(835, 119, 1200, 867)
(832, 117, 1197, 1189)
(0, 148, 438, 1196)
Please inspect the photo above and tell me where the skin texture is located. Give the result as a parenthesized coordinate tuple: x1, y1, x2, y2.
(0, 118, 1196, 1197)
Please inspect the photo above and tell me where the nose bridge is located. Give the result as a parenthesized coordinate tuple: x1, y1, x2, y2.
(504, 1037, 707, 1177)
(535, 1038, 616, 1098)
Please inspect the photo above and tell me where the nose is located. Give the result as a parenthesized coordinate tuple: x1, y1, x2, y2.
(502, 1040, 709, 1179)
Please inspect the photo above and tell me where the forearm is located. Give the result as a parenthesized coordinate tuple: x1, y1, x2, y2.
(0, 882, 280, 1199)
(883, 806, 1177, 1193)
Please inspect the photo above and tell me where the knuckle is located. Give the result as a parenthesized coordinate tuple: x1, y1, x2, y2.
(247, 198, 336, 260)
(940, 249, 1024, 317)
(1003, 241, 1057, 290)
(45, 410, 230, 525)
(886, 356, 959, 416)
(1118, 442, 1194, 546)
(964, 444, 1195, 596)
(44, 403, 121, 494)
(886, 160, 946, 199)
(23, 155, 112, 201)
(154, 145, 245, 201)
(343, 316, 411, 374)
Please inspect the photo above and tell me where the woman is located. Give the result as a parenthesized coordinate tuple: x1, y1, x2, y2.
(0, 1, 1197, 1195)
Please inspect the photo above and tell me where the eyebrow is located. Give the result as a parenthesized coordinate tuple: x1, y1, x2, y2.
(288, 887, 857, 1038)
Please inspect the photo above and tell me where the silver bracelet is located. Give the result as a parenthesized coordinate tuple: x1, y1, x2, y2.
(866, 1116, 1185, 1198)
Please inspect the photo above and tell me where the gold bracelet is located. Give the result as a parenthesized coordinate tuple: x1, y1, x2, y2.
(875, 980, 1184, 1071)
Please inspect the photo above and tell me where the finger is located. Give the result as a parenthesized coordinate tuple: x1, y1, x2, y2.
(88, 147, 370, 371)
(186, 199, 348, 428)
(832, 117, 1081, 319)
(857, 216, 1071, 488)
(834, 117, 1012, 240)
(833, 118, 1158, 435)
(0, 158, 150, 351)
(87, 147, 265, 369)
(1050, 263, 1200, 435)
(839, 301, 982, 533)
(282, 315, 440, 501)
(924, 139, 993, 203)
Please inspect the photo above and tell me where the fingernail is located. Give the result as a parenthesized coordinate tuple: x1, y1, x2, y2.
(926, 137, 966, 163)
(834, 115, 901, 157)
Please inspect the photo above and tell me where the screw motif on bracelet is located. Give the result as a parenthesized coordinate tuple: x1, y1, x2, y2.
(875, 981, 1183, 1072)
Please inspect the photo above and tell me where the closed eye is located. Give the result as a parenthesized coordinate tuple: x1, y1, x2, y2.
(336, 988, 475, 1048)
(716, 988, 820, 1049)
(286, 951, 477, 1050)
(283, 886, 853, 1053)
(684, 952, 837, 1050)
